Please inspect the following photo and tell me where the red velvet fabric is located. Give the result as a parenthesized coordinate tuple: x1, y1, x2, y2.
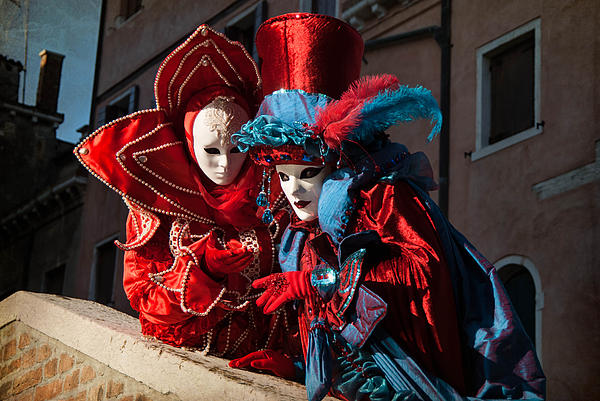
(256, 13, 363, 99)
(296, 181, 466, 394)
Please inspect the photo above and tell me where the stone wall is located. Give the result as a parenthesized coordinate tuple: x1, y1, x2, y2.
(0, 321, 175, 401)
(0, 291, 321, 401)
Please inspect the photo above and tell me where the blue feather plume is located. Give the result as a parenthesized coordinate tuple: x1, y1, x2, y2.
(352, 85, 442, 143)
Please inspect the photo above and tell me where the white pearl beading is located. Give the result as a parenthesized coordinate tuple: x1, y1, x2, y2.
(153, 25, 261, 114)
(132, 141, 202, 195)
(177, 54, 233, 109)
(115, 199, 161, 251)
(146, 218, 226, 316)
(74, 110, 222, 226)
(239, 229, 260, 282)
(115, 123, 218, 226)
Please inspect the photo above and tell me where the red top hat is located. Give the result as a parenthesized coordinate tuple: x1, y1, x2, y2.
(256, 13, 364, 99)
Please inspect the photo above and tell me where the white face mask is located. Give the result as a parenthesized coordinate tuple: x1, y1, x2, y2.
(275, 164, 330, 221)
(192, 98, 248, 186)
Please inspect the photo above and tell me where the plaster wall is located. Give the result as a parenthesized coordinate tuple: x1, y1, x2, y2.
(449, 1, 600, 399)
(98, 0, 239, 94)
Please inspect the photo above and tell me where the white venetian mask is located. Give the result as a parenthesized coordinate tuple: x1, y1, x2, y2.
(192, 97, 248, 186)
(275, 164, 331, 221)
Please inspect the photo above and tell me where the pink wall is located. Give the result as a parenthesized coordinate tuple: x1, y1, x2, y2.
(449, 1, 600, 399)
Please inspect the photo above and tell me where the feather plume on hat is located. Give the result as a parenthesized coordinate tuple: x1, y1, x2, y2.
(313, 74, 442, 152)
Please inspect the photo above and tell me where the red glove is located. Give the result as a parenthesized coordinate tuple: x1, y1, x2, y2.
(203, 232, 253, 278)
(253, 271, 313, 314)
(229, 350, 296, 379)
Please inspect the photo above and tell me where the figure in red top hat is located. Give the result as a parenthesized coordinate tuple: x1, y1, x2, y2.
(230, 13, 545, 401)
(74, 25, 293, 358)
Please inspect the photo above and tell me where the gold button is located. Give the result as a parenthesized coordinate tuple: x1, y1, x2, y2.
(119, 154, 126, 161)
(200, 26, 208, 36)
(138, 155, 148, 163)
(78, 147, 89, 155)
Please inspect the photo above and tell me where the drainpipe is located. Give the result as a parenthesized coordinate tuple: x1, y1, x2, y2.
(364, 0, 451, 216)
(436, 0, 451, 217)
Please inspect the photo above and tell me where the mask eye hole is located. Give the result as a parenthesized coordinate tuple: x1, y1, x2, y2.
(204, 148, 220, 155)
(278, 172, 289, 182)
(300, 167, 323, 179)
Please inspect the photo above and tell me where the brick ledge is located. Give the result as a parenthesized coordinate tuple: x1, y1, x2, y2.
(0, 291, 320, 400)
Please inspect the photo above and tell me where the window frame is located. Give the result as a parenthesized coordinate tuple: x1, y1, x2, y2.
(97, 86, 138, 127)
(225, 1, 267, 61)
(115, 0, 143, 27)
(42, 263, 66, 295)
(88, 233, 120, 306)
(473, 19, 542, 161)
(495, 255, 544, 364)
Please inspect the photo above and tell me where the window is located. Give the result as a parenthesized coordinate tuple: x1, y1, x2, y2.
(225, 1, 267, 61)
(121, 0, 142, 20)
(97, 86, 138, 126)
(301, 0, 337, 15)
(89, 236, 119, 306)
(44, 264, 65, 295)
(495, 255, 543, 362)
(474, 19, 541, 161)
(489, 32, 534, 144)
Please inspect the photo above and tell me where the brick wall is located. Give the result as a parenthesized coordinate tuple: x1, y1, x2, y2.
(0, 292, 314, 401)
(0, 321, 176, 401)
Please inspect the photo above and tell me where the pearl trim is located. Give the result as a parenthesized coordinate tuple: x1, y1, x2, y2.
(73, 110, 218, 225)
(115, 199, 162, 251)
(154, 25, 262, 113)
(132, 141, 203, 196)
(115, 122, 218, 225)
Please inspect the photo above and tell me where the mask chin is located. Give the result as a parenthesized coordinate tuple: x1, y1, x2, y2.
(276, 163, 331, 221)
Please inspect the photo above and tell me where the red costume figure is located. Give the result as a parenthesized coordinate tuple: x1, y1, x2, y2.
(74, 25, 291, 358)
(231, 13, 544, 401)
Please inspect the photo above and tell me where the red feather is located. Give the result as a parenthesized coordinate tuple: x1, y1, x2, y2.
(340, 74, 400, 103)
(314, 74, 400, 150)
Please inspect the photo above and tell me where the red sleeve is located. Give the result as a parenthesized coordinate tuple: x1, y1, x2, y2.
(122, 210, 227, 326)
(357, 181, 466, 394)
(122, 211, 189, 324)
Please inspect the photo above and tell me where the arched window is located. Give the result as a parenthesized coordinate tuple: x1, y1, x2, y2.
(495, 255, 543, 363)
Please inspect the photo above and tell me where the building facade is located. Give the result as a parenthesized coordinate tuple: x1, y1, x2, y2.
(73, 1, 599, 399)
(0, 51, 88, 301)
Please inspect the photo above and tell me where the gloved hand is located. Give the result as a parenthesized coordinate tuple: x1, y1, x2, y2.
(203, 232, 253, 278)
(229, 349, 296, 379)
(253, 270, 313, 314)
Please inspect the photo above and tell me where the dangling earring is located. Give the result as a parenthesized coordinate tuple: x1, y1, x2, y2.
(256, 169, 269, 207)
(256, 168, 274, 224)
